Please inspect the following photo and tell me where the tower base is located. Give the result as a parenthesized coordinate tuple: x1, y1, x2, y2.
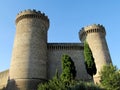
(93, 75, 100, 84)
(6, 78, 46, 90)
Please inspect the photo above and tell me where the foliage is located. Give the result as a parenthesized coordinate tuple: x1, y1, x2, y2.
(38, 54, 103, 90)
(38, 79, 103, 90)
(60, 54, 76, 83)
(38, 72, 68, 90)
(38, 78, 67, 90)
(84, 40, 97, 77)
(69, 81, 104, 90)
(100, 64, 120, 90)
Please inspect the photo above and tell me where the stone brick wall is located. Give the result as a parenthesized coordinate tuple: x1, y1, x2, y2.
(8, 9, 49, 90)
(0, 70, 9, 89)
(79, 24, 112, 83)
(47, 43, 91, 81)
(0, 10, 112, 89)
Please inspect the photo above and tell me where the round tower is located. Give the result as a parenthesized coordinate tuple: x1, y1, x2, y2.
(79, 24, 112, 83)
(8, 9, 49, 90)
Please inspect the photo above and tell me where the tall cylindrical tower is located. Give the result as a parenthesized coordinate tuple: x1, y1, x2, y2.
(8, 9, 49, 90)
(79, 24, 112, 83)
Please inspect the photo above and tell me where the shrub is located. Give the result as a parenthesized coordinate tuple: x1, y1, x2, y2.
(100, 64, 120, 90)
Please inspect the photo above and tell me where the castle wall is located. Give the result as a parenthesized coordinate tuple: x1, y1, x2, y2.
(0, 9, 112, 89)
(0, 43, 92, 90)
(0, 70, 9, 90)
(47, 43, 91, 81)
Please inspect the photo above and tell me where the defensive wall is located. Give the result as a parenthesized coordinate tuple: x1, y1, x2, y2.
(0, 43, 92, 89)
(0, 70, 9, 90)
(0, 9, 112, 90)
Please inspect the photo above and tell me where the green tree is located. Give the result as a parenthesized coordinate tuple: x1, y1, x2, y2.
(38, 54, 77, 90)
(38, 77, 67, 90)
(100, 64, 120, 90)
(38, 79, 103, 90)
(84, 41, 97, 77)
(38, 69, 67, 90)
(60, 54, 76, 83)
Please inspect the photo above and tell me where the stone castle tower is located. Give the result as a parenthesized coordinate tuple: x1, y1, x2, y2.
(0, 9, 112, 90)
(8, 10, 49, 90)
(79, 25, 112, 83)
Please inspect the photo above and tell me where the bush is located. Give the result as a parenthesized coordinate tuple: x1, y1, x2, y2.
(69, 81, 103, 90)
(38, 78, 67, 90)
(100, 64, 120, 90)
(38, 54, 103, 90)
(38, 79, 103, 90)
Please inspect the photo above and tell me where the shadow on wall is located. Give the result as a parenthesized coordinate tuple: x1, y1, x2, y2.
(5, 79, 20, 90)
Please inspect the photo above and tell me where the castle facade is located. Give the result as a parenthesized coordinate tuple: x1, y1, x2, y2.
(0, 9, 112, 90)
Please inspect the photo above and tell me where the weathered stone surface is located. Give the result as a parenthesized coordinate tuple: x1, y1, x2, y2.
(47, 43, 91, 81)
(8, 9, 49, 90)
(0, 11, 112, 90)
(0, 70, 9, 90)
(80, 24, 112, 83)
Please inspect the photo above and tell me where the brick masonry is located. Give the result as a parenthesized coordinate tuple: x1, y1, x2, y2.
(0, 10, 112, 90)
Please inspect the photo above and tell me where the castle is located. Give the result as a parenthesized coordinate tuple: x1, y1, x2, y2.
(0, 9, 112, 90)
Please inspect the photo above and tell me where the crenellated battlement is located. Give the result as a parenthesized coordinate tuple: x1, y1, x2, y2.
(16, 9, 49, 25)
(0, 9, 112, 89)
(79, 24, 112, 84)
(81, 24, 105, 30)
(79, 24, 106, 41)
(47, 43, 83, 50)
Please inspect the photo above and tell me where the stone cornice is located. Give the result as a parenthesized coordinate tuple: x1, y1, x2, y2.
(47, 43, 83, 50)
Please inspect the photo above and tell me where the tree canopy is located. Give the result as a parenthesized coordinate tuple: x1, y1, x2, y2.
(38, 54, 103, 90)
(100, 64, 120, 90)
(60, 54, 76, 83)
(84, 40, 97, 77)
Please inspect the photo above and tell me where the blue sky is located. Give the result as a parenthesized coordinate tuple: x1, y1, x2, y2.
(0, 0, 120, 71)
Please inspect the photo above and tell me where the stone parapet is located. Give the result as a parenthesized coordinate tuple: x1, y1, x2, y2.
(47, 43, 84, 50)
(16, 9, 49, 29)
(79, 24, 106, 42)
